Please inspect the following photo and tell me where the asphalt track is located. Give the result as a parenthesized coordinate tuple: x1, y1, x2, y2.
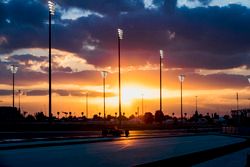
(0, 135, 246, 167)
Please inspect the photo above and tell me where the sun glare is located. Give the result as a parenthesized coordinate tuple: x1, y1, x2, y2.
(121, 86, 142, 105)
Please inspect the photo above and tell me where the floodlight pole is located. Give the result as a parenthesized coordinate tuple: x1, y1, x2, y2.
(12, 71, 15, 108)
(103, 76, 106, 119)
(118, 29, 123, 127)
(49, 10, 52, 123)
(10, 65, 18, 109)
(248, 78, 250, 108)
(48, 1, 55, 123)
(86, 92, 88, 118)
(141, 94, 144, 116)
(181, 79, 183, 121)
(160, 50, 163, 112)
(101, 71, 108, 120)
(18, 90, 22, 112)
(179, 74, 185, 123)
(195, 96, 198, 112)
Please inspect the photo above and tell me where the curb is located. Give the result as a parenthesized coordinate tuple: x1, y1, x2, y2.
(135, 139, 250, 167)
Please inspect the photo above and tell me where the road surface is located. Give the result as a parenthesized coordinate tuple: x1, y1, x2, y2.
(0, 129, 201, 140)
(0, 129, 218, 144)
(194, 147, 250, 167)
(0, 135, 245, 167)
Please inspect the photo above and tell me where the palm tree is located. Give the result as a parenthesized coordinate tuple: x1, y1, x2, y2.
(23, 111, 27, 117)
(63, 112, 68, 118)
(57, 112, 60, 119)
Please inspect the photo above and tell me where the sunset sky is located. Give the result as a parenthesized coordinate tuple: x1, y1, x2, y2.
(0, 0, 250, 118)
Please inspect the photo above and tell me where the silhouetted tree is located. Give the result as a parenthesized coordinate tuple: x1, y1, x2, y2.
(23, 111, 28, 117)
(213, 112, 219, 119)
(62, 112, 68, 118)
(155, 110, 165, 123)
(26, 114, 35, 121)
(57, 112, 60, 119)
(204, 113, 212, 123)
(35, 112, 47, 121)
(129, 114, 135, 120)
(165, 115, 172, 120)
(93, 114, 101, 121)
(223, 115, 230, 120)
(143, 112, 154, 124)
(190, 110, 199, 122)
(106, 115, 115, 121)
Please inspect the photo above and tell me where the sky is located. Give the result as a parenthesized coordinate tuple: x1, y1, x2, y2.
(0, 0, 250, 118)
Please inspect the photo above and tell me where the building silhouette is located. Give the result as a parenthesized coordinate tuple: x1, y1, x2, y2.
(0, 106, 23, 122)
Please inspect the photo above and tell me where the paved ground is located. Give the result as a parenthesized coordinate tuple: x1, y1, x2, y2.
(0, 135, 245, 167)
(194, 147, 250, 167)
(0, 130, 199, 145)
(0, 129, 199, 141)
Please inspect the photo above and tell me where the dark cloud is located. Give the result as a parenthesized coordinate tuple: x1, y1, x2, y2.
(118, 68, 250, 90)
(10, 54, 47, 62)
(0, 67, 48, 86)
(185, 73, 249, 89)
(0, 62, 14, 86)
(52, 70, 101, 85)
(0, 0, 49, 53)
(21, 89, 115, 97)
(7, 0, 47, 27)
(0, 90, 12, 96)
(55, 89, 115, 97)
(0, 2, 6, 26)
(56, 0, 145, 16)
(198, 0, 213, 5)
(55, 4, 250, 69)
(53, 66, 73, 73)
(1, 0, 250, 89)
(26, 90, 48, 96)
(163, 0, 177, 14)
(2, 1, 250, 69)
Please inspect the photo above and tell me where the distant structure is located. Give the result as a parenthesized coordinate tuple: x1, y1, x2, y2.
(0, 106, 22, 122)
(231, 109, 250, 119)
(231, 108, 250, 125)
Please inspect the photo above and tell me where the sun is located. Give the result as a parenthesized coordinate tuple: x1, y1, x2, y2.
(103, 84, 176, 109)
(121, 85, 142, 105)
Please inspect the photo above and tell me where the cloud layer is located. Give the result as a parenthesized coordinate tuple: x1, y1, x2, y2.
(0, 0, 250, 91)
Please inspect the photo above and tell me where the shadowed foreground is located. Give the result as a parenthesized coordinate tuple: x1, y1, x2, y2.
(0, 135, 245, 167)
